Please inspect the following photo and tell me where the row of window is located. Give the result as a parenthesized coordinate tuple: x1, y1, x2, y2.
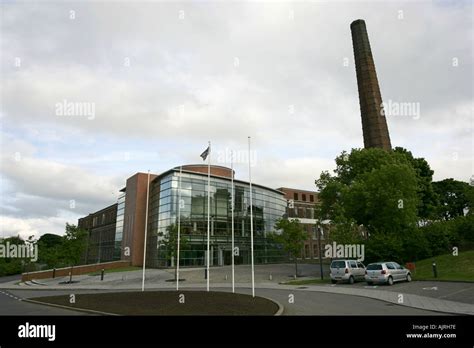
(293, 192, 315, 202)
(114, 193, 126, 244)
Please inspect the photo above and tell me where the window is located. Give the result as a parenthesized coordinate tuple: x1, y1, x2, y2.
(302, 194, 306, 201)
(299, 208, 305, 218)
(293, 192, 298, 200)
(304, 245, 310, 258)
(331, 260, 346, 268)
(367, 264, 382, 270)
(310, 195, 314, 202)
(357, 262, 365, 269)
(349, 260, 357, 268)
(386, 263, 395, 270)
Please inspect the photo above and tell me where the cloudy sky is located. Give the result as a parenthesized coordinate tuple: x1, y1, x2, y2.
(1, 0, 472, 239)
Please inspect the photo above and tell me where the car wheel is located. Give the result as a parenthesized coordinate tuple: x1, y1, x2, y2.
(387, 276, 394, 286)
(406, 273, 412, 282)
(331, 279, 337, 284)
(348, 276, 354, 284)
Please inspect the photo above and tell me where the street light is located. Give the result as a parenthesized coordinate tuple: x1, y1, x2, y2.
(318, 226, 324, 280)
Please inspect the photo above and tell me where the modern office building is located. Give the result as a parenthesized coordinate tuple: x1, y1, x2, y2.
(78, 203, 118, 264)
(80, 165, 293, 267)
(78, 165, 331, 268)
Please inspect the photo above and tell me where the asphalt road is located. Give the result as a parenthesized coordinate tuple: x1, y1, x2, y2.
(342, 280, 474, 304)
(0, 274, 20, 284)
(1, 287, 446, 316)
(0, 289, 87, 315)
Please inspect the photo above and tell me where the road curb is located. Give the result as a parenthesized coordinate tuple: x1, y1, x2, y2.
(413, 279, 474, 284)
(22, 298, 119, 316)
(257, 294, 284, 316)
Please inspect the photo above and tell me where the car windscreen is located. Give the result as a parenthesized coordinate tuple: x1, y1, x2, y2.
(331, 261, 346, 268)
(367, 264, 383, 270)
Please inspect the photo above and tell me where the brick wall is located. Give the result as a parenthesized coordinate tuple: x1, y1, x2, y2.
(21, 260, 131, 282)
(181, 165, 234, 179)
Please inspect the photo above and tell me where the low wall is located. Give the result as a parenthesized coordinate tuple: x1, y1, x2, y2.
(21, 260, 131, 282)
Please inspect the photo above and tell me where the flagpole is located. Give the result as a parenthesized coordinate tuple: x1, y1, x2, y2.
(231, 150, 235, 293)
(176, 166, 182, 290)
(207, 141, 211, 292)
(248, 136, 255, 297)
(141, 170, 150, 292)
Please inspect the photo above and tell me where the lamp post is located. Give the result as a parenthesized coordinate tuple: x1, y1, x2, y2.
(318, 225, 324, 280)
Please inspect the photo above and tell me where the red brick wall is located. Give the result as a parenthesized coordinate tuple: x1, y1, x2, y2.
(277, 187, 319, 203)
(21, 260, 131, 282)
(181, 165, 234, 179)
(122, 173, 157, 267)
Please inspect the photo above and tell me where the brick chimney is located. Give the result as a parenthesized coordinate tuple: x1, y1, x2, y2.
(351, 19, 392, 150)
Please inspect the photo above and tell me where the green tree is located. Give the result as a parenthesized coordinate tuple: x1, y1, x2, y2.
(157, 224, 189, 280)
(393, 147, 439, 220)
(433, 179, 473, 220)
(270, 218, 307, 277)
(365, 231, 404, 264)
(316, 148, 420, 235)
(328, 220, 364, 245)
(60, 223, 88, 267)
(37, 233, 63, 268)
(0, 236, 25, 276)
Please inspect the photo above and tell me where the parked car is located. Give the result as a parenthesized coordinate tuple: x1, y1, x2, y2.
(330, 259, 366, 284)
(365, 262, 412, 285)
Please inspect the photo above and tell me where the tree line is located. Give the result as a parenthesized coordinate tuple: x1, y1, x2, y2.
(0, 224, 87, 277)
(314, 147, 473, 264)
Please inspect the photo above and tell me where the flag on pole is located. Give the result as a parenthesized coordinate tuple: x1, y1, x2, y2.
(200, 146, 210, 161)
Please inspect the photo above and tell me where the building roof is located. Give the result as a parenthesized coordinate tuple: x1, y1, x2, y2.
(151, 165, 285, 195)
(277, 187, 319, 194)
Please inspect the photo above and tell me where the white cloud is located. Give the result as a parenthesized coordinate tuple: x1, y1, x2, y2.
(0, 215, 69, 240)
(0, 1, 472, 236)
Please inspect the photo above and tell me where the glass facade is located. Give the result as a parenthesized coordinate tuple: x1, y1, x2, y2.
(146, 171, 287, 268)
(114, 192, 125, 260)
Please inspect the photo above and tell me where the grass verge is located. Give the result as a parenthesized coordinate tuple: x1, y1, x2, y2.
(412, 250, 474, 282)
(282, 278, 331, 285)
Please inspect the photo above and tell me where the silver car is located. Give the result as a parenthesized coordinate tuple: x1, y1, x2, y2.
(365, 262, 412, 285)
(330, 259, 366, 284)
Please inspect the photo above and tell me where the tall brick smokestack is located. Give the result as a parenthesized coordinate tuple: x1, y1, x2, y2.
(351, 19, 392, 150)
